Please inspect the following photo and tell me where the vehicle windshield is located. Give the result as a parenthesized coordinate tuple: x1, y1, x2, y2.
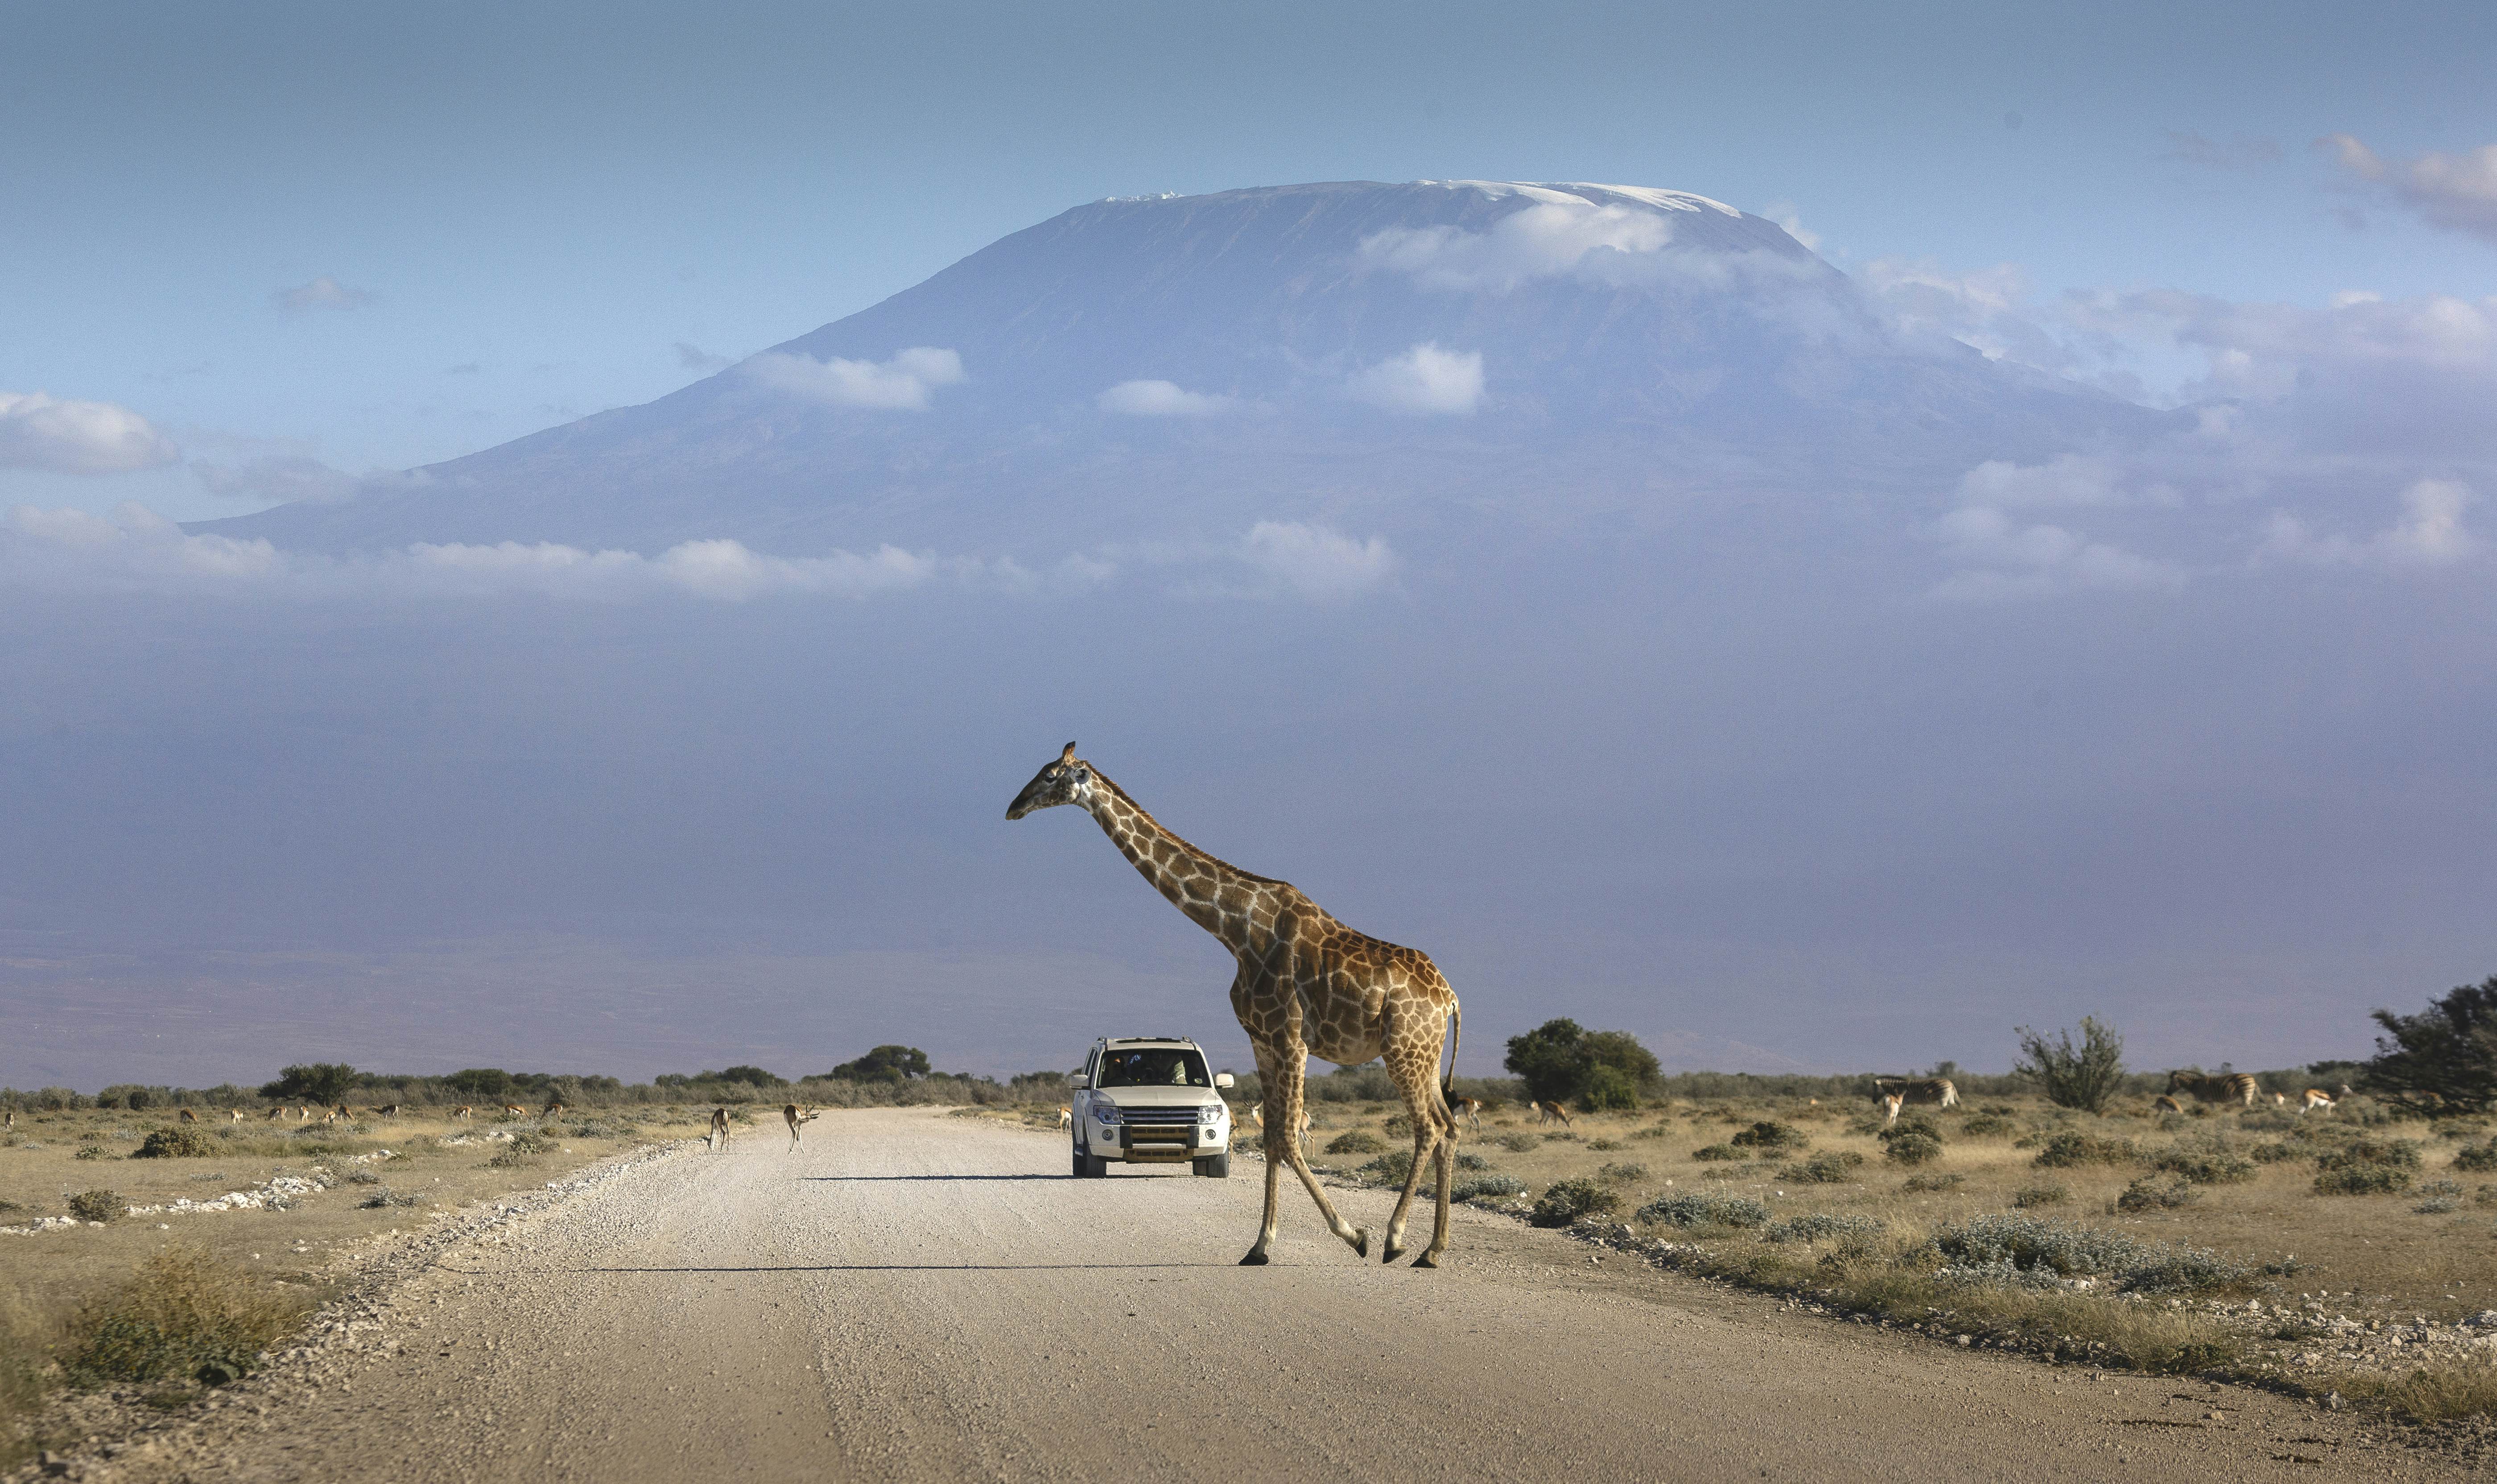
(1098, 1047, 1212, 1088)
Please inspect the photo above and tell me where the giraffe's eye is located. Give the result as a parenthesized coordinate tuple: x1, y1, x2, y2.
(1073, 767, 1090, 783)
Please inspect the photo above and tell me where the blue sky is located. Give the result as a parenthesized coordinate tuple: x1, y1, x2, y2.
(7, 0, 2494, 520)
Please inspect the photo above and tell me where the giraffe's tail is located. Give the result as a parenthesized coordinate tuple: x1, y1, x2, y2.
(1439, 1000, 1462, 1115)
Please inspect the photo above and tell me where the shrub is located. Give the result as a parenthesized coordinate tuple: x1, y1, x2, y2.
(257, 1062, 358, 1106)
(2315, 1163, 2412, 1195)
(1382, 1113, 1413, 1139)
(1901, 1171, 1964, 1193)
(1454, 1152, 1490, 1171)
(1638, 1192, 1771, 1229)
(67, 1190, 122, 1223)
(1361, 1150, 1416, 1185)
(1930, 1214, 2247, 1293)
(74, 1144, 108, 1161)
(1882, 1129, 1943, 1167)
(2316, 1138, 2421, 1171)
(357, 1187, 418, 1209)
(1531, 1178, 1620, 1228)
(1496, 1133, 1539, 1154)
(133, 1125, 218, 1159)
(1729, 1121, 1806, 1152)
(825, 1047, 921, 1084)
(1325, 1129, 1386, 1156)
(507, 1129, 555, 1155)
(64, 1249, 309, 1388)
(2012, 1184, 2068, 1208)
(2453, 1141, 2497, 1172)
(2014, 1016, 2127, 1113)
(2414, 1179, 2464, 1214)
(1763, 1212, 1885, 1245)
(2115, 1176, 2200, 1212)
(2032, 1131, 2135, 1168)
(1587, 1138, 1622, 1152)
(2247, 1141, 2304, 1164)
(1453, 1174, 1526, 1201)
(1503, 1018, 1659, 1108)
(2146, 1147, 2256, 1184)
(1690, 1144, 1740, 1162)
(1958, 1113, 2018, 1138)
(2365, 975, 2497, 1113)
(1778, 1150, 1865, 1183)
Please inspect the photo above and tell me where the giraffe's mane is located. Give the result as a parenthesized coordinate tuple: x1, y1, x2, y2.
(1092, 769, 1290, 890)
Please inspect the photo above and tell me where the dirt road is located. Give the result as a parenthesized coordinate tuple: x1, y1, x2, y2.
(75, 1109, 2471, 1482)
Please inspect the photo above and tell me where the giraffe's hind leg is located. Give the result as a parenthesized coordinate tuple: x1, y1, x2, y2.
(1379, 1007, 1455, 1264)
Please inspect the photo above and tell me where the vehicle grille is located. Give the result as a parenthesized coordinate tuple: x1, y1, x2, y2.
(1117, 1107, 1206, 1126)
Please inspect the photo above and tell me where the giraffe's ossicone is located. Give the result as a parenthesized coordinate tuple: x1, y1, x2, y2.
(1008, 742, 1464, 1267)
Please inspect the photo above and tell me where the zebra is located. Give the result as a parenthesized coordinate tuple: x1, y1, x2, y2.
(2166, 1070, 2258, 1107)
(1873, 1078, 1958, 1124)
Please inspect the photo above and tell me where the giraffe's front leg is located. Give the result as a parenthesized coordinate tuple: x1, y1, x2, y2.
(1242, 1052, 1284, 1265)
(1261, 1047, 1371, 1261)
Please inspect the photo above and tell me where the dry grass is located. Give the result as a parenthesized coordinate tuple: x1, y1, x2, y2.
(1272, 1091, 2497, 1404)
(63, 1246, 313, 1387)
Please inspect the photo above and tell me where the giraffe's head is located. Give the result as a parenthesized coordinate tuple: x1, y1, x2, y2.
(1006, 742, 1099, 820)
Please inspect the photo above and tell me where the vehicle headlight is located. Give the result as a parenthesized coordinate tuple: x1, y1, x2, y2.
(1094, 1104, 1122, 1125)
(1199, 1105, 1222, 1125)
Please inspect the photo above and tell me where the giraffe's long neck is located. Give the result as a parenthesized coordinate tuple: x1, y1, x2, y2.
(1083, 774, 1279, 952)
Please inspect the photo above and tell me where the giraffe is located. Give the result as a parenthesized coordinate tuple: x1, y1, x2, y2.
(1008, 743, 1463, 1267)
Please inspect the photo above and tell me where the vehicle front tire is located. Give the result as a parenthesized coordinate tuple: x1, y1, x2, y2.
(1194, 1152, 1231, 1178)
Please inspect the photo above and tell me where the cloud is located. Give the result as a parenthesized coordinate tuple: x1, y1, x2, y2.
(2319, 134, 2497, 245)
(272, 276, 375, 312)
(446, 363, 481, 376)
(1347, 342, 1483, 416)
(2160, 132, 2282, 171)
(2258, 479, 2481, 569)
(1097, 380, 1239, 417)
(1955, 454, 2132, 508)
(1928, 504, 2183, 601)
(745, 347, 965, 409)
(1361, 197, 1816, 297)
(1861, 259, 2076, 369)
(1761, 200, 1821, 252)
(675, 342, 731, 371)
(190, 455, 363, 505)
(0, 391, 180, 474)
(1237, 522, 1399, 599)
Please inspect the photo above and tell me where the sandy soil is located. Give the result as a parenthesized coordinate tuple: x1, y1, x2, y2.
(32, 1108, 2479, 1483)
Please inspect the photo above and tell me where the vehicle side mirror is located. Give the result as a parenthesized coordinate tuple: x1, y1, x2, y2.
(1069, 1075, 1089, 1089)
(1213, 1072, 1234, 1089)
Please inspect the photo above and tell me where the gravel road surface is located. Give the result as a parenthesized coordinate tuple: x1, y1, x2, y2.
(72, 1108, 2473, 1482)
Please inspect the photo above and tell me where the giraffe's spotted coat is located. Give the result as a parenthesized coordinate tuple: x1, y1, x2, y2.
(1009, 744, 1464, 1266)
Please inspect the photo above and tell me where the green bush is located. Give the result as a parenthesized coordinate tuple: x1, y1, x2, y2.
(1587, 1138, 1622, 1152)
(1581, 1064, 1639, 1111)
(2364, 975, 2497, 1114)
(2452, 1142, 2497, 1172)
(1637, 1192, 1771, 1228)
(2115, 1176, 2200, 1212)
(1900, 1171, 1965, 1192)
(74, 1144, 108, 1161)
(1763, 1212, 1885, 1245)
(1728, 1121, 1806, 1152)
(1930, 1214, 2250, 1294)
(1778, 1150, 1865, 1183)
(65, 1249, 310, 1388)
(1325, 1129, 1386, 1156)
(1882, 1129, 1943, 1167)
(2315, 1163, 2412, 1195)
(2317, 1137, 2422, 1171)
(1360, 1150, 1416, 1185)
(2247, 1141, 2304, 1164)
(1958, 1113, 2018, 1138)
(1454, 1152, 1490, 1171)
(2146, 1147, 2256, 1184)
(2011, 1184, 2068, 1208)
(2013, 1016, 2127, 1114)
(133, 1125, 217, 1158)
(2032, 1131, 2135, 1168)
(1690, 1144, 1740, 1161)
(1530, 1178, 1620, 1228)
(66, 1190, 122, 1223)
(1453, 1174, 1527, 1201)
(1496, 1132, 1539, 1154)
(2414, 1179, 2464, 1214)
(1595, 1161, 1649, 1184)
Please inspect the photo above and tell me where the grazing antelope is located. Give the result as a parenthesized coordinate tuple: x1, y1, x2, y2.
(226, 1109, 244, 1123)
(334, 1104, 351, 1122)
(178, 1107, 198, 1123)
(2152, 1094, 2185, 1114)
(1873, 1078, 1959, 1125)
(375, 1104, 402, 1117)
(708, 1108, 732, 1152)
(543, 1100, 566, 1118)
(782, 1103, 820, 1147)
(263, 1105, 284, 1120)
(1449, 1097, 1483, 1135)
(451, 1105, 474, 1121)
(2273, 1091, 2288, 1107)
(2302, 1088, 2337, 1115)
(1056, 1105, 1073, 1132)
(500, 1104, 528, 1118)
(2166, 1070, 2259, 1107)
(1538, 1101, 1574, 1129)
(296, 1105, 311, 1122)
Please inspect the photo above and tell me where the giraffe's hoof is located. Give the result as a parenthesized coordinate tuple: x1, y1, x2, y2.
(1238, 1249, 1270, 1266)
(1381, 1241, 1404, 1264)
(1350, 1229, 1370, 1260)
(1412, 1252, 1440, 1269)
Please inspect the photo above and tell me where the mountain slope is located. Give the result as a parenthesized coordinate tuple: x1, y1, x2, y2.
(204, 180, 2173, 555)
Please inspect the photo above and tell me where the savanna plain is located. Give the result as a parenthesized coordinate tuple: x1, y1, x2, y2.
(5, 1030, 2497, 1481)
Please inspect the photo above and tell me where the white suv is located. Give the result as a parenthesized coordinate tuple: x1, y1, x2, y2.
(1070, 1036, 1235, 1178)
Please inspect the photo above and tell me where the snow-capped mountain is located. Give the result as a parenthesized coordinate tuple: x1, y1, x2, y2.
(204, 180, 2168, 554)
